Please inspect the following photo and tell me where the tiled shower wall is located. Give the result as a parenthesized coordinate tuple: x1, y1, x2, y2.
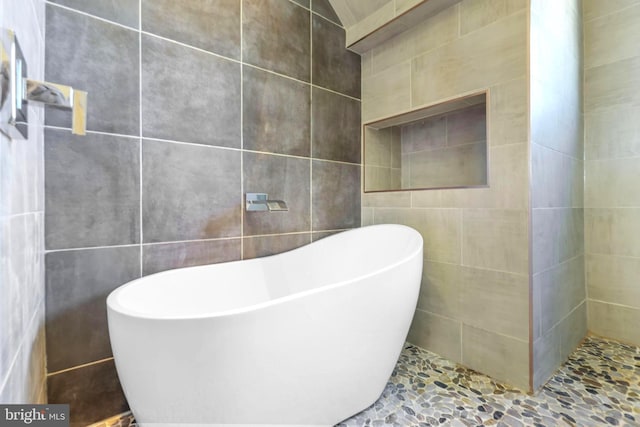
(0, 0, 47, 403)
(584, 0, 640, 346)
(361, 0, 531, 390)
(43, 0, 360, 424)
(530, 0, 585, 390)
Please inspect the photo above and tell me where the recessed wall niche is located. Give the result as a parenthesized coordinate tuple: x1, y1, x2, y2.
(363, 92, 488, 192)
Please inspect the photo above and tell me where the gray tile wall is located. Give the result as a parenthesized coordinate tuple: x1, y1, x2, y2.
(584, 1, 640, 347)
(0, 0, 47, 404)
(530, 0, 585, 390)
(43, 1, 360, 424)
(361, 0, 531, 391)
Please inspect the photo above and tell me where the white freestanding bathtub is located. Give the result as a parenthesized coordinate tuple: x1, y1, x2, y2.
(107, 224, 423, 427)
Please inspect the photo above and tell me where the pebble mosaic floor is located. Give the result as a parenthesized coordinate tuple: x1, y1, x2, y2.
(92, 336, 640, 427)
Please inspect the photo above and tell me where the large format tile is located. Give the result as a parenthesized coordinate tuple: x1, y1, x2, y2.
(587, 254, 640, 309)
(142, 0, 240, 59)
(242, 0, 310, 81)
(585, 208, 640, 257)
(45, 5, 140, 135)
(243, 152, 310, 235)
(586, 157, 640, 207)
(242, 66, 310, 157)
(142, 140, 241, 243)
(370, 5, 458, 75)
(374, 208, 461, 264)
(45, 129, 140, 249)
(312, 160, 360, 231)
(141, 35, 241, 148)
(583, 0, 638, 22)
(489, 78, 527, 146)
(312, 88, 361, 163)
(460, 267, 529, 340)
(584, 4, 640, 70)
(361, 62, 410, 121)
(404, 142, 487, 189)
(585, 56, 640, 113)
(462, 209, 528, 274)
(142, 239, 242, 276)
(407, 309, 462, 364)
(411, 10, 526, 106)
(417, 261, 460, 320)
(48, 0, 139, 28)
(536, 256, 586, 335)
(585, 106, 640, 160)
(45, 246, 140, 372)
(533, 208, 583, 274)
(532, 143, 583, 208)
(311, 0, 341, 25)
(48, 360, 128, 427)
(588, 300, 640, 345)
(459, 0, 527, 36)
(462, 324, 529, 390)
(243, 233, 311, 259)
(312, 15, 361, 98)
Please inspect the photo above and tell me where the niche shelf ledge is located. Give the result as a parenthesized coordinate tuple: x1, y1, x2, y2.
(343, 0, 462, 54)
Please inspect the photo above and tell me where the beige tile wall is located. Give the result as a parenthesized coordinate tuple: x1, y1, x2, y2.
(530, 0, 584, 390)
(584, 0, 640, 348)
(361, 0, 530, 390)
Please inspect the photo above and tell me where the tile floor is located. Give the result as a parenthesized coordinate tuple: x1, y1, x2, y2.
(92, 336, 639, 427)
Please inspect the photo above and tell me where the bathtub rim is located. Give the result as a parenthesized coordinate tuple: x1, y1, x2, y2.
(107, 224, 423, 321)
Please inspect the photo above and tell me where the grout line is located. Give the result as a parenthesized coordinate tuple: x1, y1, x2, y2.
(46, 0, 358, 103)
(45, 1, 138, 32)
(44, 229, 352, 254)
(43, 125, 139, 140)
(587, 299, 640, 311)
(309, 4, 314, 234)
(138, 0, 143, 277)
(240, 0, 244, 260)
(46, 243, 144, 253)
(47, 357, 114, 377)
(582, 2, 639, 24)
(531, 253, 584, 277)
(139, 31, 360, 102)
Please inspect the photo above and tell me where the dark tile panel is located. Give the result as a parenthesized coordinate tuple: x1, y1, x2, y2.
(312, 0, 342, 25)
(45, 246, 140, 372)
(141, 0, 240, 59)
(243, 0, 310, 82)
(48, 359, 128, 427)
(312, 15, 361, 98)
(142, 140, 241, 243)
(48, 0, 139, 28)
(45, 129, 140, 250)
(243, 152, 310, 235)
(312, 160, 361, 230)
(312, 87, 361, 163)
(141, 35, 241, 148)
(243, 233, 311, 259)
(292, 0, 311, 7)
(45, 5, 140, 135)
(142, 239, 241, 276)
(243, 66, 311, 157)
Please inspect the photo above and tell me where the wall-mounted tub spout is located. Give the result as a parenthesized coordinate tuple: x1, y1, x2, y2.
(246, 193, 288, 212)
(0, 28, 88, 139)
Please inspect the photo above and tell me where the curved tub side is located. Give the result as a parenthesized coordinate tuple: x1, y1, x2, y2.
(108, 249, 423, 426)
